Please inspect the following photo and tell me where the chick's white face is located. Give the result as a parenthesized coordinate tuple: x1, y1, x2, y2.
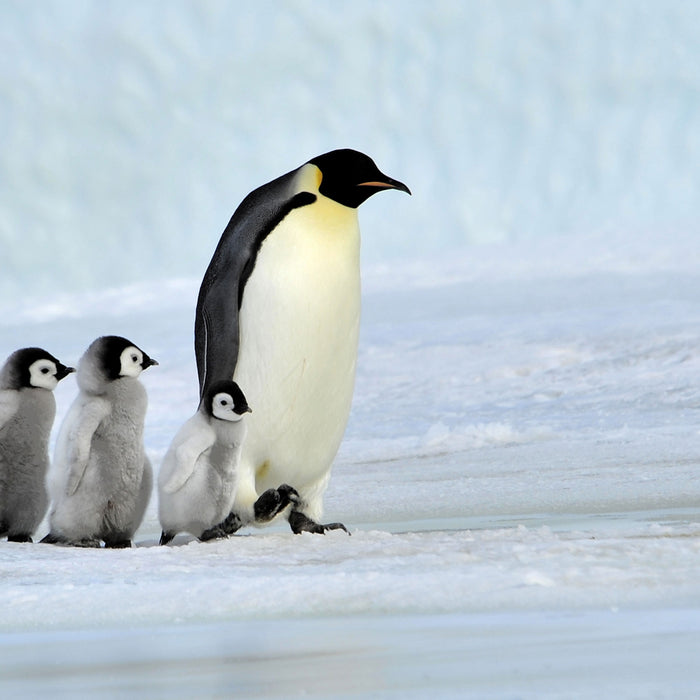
(212, 392, 245, 422)
(119, 346, 145, 378)
(28, 359, 59, 391)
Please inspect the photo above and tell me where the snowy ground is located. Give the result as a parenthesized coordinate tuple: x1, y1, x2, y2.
(1, 230, 699, 698)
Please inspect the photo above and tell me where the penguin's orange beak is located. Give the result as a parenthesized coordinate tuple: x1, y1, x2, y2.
(358, 177, 411, 195)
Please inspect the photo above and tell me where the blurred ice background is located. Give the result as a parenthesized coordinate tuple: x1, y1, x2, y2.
(1, 0, 699, 299)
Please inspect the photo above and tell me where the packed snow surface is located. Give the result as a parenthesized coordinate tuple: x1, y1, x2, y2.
(2, 229, 700, 698)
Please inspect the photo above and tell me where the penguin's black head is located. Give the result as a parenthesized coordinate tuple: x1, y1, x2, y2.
(93, 335, 158, 380)
(308, 149, 411, 209)
(0, 347, 75, 390)
(204, 379, 252, 421)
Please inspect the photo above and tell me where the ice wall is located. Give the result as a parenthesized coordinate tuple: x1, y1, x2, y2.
(1, 0, 699, 300)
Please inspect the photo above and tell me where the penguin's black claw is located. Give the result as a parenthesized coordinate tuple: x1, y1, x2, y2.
(104, 538, 132, 549)
(218, 511, 244, 536)
(254, 484, 300, 523)
(159, 530, 175, 546)
(288, 510, 350, 536)
(277, 483, 301, 504)
(40, 533, 102, 548)
(199, 526, 228, 542)
(253, 488, 281, 521)
(7, 534, 33, 543)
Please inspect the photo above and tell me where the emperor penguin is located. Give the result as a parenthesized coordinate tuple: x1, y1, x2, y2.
(0, 348, 74, 542)
(195, 149, 410, 534)
(42, 336, 157, 548)
(158, 379, 251, 545)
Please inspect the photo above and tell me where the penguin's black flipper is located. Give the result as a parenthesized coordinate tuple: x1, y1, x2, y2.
(195, 282, 241, 405)
(254, 484, 300, 523)
(288, 510, 349, 536)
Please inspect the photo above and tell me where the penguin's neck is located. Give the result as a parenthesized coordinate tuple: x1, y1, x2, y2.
(213, 418, 247, 449)
(289, 163, 361, 267)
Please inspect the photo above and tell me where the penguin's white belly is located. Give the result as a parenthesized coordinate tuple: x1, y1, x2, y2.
(233, 198, 360, 492)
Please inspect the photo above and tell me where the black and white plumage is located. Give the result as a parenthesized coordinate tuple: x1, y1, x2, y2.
(0, 348, 74, 542)
(195, 149, 410, 534)
(158, 380, 251, 545)
(43, 336, 157, 548)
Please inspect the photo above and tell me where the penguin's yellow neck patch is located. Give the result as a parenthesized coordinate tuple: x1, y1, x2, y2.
(295, 163, 323, 194)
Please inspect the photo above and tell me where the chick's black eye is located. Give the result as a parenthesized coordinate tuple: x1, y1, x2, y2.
(131, 355, 138, 362)
(41, 367, 50, 374)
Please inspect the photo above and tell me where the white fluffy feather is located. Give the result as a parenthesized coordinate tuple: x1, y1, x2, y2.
(158, 409, 246, 539)
(0, 391, 20, 431)
(46, 339, 152, 545)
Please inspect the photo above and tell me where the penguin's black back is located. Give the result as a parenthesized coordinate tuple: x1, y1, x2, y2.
(194, 168, 316, 400)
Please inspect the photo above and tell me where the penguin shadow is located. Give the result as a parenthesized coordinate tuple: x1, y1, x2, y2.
(135, 533, 199, 548)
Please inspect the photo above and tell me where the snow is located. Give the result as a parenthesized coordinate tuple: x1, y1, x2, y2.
(2, 230, 700, 697)
(2, 1, 700, 697)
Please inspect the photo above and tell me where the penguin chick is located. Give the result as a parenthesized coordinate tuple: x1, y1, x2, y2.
(0, 348, 74, 542)
(43, 336, 157, 548)
(158, 380, 251, 545)
(195, 149, 410, 535)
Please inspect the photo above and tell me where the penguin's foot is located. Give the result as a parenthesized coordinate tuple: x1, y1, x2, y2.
(40, 533, 102, 548)
(217, 511, 245, 536)
(159, 530, 176, 546)
(254, 484, 300, 523)
(40, 532, 60, 545)
(199, 525, 229, 542)
(7, 533, 33, 543)
(288, 510, 349, 536)
(104, 538, 132, 549)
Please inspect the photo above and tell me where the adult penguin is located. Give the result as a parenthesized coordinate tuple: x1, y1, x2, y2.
(195, 149, 410, 535)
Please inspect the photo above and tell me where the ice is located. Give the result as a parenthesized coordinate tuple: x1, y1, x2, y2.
(2, 2, 700, 298)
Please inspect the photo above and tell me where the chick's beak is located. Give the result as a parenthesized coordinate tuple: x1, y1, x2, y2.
(56, 365, 76, 381)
